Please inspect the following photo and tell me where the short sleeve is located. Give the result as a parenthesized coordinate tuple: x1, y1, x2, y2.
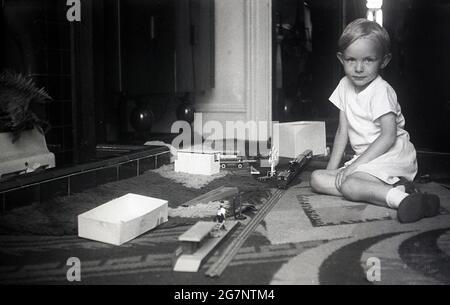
(329, 77, 346, 111)
(370, 83, 400, 121)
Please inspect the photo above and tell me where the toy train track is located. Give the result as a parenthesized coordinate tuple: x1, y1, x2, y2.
(276, 149, 313, 189)
(205, 188, 285, 277)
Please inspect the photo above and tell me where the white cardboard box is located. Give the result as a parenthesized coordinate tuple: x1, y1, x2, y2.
(174, 149, 220, 175)
(78, 193, 168, 245)
(273, 121, 327, 158)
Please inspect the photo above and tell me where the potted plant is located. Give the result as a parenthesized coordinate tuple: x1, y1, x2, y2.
(0, 70, 55, 178)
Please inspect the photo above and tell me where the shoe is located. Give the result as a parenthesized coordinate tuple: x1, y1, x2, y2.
(397, 193, 427, 223)
(394, 178, 440, 219)
(423, 193, 440, 218)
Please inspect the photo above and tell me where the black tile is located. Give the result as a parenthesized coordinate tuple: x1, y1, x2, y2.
(53, 152, 65, 167)
(61, 52, 71, 74)
(156, 153, 170, 168)
(48, 101, 64, 126)
(69, 171, 97, 194)
(0, 170, 54, 193)
(46, 26, 61, 50)
(34, 75, 49, 92)
(61, 77, 72, 100)
(62, 23, 71, 45)
(4, 185, 40, 212)
(118, 160, 138, 180)
(47, 50, 62, 75)
(46, 77, 60, 100)
(77, 160, 110, 172)
(63, 101, 73, 126)
(46, 127, 64, 147)
(63, 126, 74, 150)
(34, 50, 49, 75)
(62, 150, 74, 166)
(40, 177, 69, 202)
(96, 167, 118, 185)
(0, 178, 23, 193)
(138, 156, 156, 175)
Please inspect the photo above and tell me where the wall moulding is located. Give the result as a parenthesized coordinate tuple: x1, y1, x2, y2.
(244, 0, 272, 140)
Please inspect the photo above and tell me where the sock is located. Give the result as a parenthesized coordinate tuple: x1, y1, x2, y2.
(386, 187, 409, 209)
(395, 185, 406, 193)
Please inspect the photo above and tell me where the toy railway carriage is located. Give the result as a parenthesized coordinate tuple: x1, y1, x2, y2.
(277, 149, 313, 189)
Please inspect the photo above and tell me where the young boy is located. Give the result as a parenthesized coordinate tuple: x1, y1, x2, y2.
(309, 18, 440, 223)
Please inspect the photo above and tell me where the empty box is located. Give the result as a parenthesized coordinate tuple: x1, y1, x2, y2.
(174, 149, 220, 175)
(273, 121, 327, 158)
(78, 193, 168, 245)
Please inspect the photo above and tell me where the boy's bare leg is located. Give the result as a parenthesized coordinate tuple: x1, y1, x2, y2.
(311, 170, 395, 207)
(312, 170, 440, 223)
(310, 169, 342, 196)
(340, 172, 392, 207)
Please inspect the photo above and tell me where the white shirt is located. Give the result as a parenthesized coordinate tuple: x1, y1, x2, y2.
(330, 75, 408, 155)
(217, 207, 226, 217)
(329, 75, 417, 184)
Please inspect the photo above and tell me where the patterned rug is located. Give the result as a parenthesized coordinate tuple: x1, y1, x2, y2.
(261, 176, 450, 285)
(1, 168, 449, 285)
(0, 167, 271, 236)
(298, 188, 449, 227)
(0, 167, 280, 285)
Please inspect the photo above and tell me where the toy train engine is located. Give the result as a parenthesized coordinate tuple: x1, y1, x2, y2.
(277, 149, 313, 189)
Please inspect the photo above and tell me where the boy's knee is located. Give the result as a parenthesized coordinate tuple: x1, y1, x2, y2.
(309, 170, 321, 192)
(340, 176, 359, 201)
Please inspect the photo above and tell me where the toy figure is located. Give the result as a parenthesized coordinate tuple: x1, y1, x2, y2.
(215, 203, 226, 230)
(268, 147, 279, 177)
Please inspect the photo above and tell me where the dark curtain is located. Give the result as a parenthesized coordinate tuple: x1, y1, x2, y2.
(345, 0, 366, 24)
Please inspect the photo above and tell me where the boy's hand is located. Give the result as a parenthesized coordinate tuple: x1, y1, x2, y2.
(335, 169, 344, 191)
(335, 166, 356, 191)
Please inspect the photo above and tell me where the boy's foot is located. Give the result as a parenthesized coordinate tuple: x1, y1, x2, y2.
(397, 193, 427, 223)
(394, 178, 440, 220)
(423, 193, 440, 218)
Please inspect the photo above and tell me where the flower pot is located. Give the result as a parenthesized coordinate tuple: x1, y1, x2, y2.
(0, 127, 55, 178)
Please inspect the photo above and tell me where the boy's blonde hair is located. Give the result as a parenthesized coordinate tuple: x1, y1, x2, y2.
(338, 18, 391, 56)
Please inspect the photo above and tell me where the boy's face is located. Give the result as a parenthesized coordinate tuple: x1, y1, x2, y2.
(337, 37, 391, 93)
